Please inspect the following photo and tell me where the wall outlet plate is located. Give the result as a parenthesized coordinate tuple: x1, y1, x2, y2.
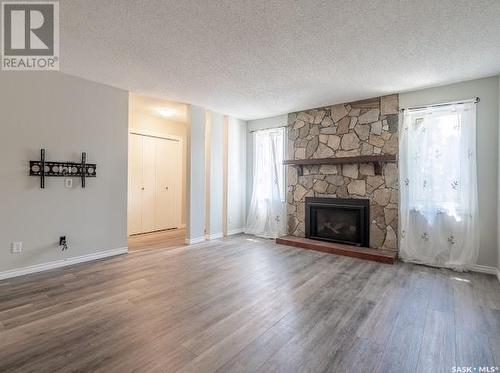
(11, 242, 22, 254)
(65, 178, 73, 188)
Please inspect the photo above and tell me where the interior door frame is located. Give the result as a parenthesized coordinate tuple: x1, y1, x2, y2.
(129, 128, 182, 143)
(128, 128, 183, 236)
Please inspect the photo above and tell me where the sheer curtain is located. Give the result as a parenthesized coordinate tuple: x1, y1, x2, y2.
(399, 101, 479, 270)
(246, 127, 286, 238)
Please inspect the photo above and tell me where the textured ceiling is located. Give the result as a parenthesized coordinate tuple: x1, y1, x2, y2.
(60, 0, 500, 120)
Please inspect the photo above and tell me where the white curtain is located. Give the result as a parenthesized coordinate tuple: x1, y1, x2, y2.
(399, 102, 479, 270)
(246, 127, 286, 238)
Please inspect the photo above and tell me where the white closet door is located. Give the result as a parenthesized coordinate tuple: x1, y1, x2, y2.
(170, 140, 181, 228)
(128, 134, 143, 235)
(155, 138, 180, 230)
(141, 136, 157, 233)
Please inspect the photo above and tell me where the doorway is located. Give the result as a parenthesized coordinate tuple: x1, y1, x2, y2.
(127, 93, 188, 249)
(128, 132, 182, 235)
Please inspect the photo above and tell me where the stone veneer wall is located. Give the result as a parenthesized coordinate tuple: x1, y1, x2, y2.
(286, 95, 399, 251)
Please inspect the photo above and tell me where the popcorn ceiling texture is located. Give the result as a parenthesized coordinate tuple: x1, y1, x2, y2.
(286, 95, 399, 251)
(59, 1, 500, 120)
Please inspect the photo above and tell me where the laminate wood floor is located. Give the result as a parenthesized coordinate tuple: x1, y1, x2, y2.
(128, 228, 186, 252)
(0, 235, 499, 372)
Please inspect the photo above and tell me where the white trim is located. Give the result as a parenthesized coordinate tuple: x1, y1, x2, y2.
(222, 116, 229, 239)
(129, 128, 181, 142)
(227, 228, 245, 236)
(206, 232, 223, 240)
(466, 264, 499, 275)
(185, 236, 206, 245)
(0, 247, 128, 281)
(497, 270, 500, 283)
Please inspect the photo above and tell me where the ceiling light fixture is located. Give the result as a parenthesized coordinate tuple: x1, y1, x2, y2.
(156, 108, 175, 118)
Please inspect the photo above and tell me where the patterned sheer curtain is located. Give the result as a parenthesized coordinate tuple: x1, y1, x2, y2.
(399, 101, 479, 270)
(246, 127, 287, 238)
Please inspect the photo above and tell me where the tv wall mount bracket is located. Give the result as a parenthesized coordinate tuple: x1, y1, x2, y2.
(29, 149, 97, 189)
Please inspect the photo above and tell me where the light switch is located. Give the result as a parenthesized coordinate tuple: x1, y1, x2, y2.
(65, 178, 73, 188)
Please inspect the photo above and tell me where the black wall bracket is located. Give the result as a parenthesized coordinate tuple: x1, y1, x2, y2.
(29, 149, 97, 189)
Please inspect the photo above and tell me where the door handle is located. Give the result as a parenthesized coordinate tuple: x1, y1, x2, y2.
(141, 187, 145, 190)
(165, 186, 169, 190)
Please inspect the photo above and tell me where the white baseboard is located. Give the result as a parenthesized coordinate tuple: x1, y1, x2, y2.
(206, 232, 223, 240)
(466, 264, 499, 276)
(0, 247, 128, 281)
(227, 228, 245, 236)
(185, 236, 206, 245)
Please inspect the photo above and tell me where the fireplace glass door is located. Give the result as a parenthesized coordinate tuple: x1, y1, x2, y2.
(305, 197, 369, 247)
(313, 206, 361, 244)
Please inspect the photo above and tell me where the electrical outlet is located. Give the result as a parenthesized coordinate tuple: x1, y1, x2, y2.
(59, 236, 68, 251)
(65, 178, 73, 188)
(11, 242, 22, 254)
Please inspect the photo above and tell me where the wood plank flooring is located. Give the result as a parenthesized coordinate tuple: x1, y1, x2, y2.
(128, 228, 186, 252)
(0, 235, 499, 372)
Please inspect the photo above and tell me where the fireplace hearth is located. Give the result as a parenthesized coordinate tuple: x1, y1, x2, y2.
(305, 197, 369, 247)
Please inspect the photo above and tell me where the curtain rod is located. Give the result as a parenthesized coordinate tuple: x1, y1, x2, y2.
(401, 97, 480, 112)
(249, 125, 286, 133)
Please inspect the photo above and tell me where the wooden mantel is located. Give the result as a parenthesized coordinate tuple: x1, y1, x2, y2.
(283, 154, 397, 175)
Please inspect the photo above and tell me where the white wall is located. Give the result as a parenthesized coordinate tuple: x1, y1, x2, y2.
(186, 106, 206, 242)
(0, 72, 128, 274)
(208, 112, 224, 237)
(400, 76, 499, 268)
(246, 114, 288, 215)
(187, 108, 247, 242)
(128, 94, 188, 227)
(226, 117, 247, 234)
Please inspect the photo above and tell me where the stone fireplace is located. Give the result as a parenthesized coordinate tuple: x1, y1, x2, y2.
(286, 95, 399, 251)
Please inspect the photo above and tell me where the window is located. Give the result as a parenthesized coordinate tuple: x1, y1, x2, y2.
(253, 127, 285, 202)
(245, 127, 287, 238)
(399, 100, 479, 269)
(406, 109, 470, 218)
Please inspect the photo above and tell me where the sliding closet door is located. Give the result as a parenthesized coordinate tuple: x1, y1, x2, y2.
(155, 138, 180, 230)
(167, 140, 181, 228)
(128, 134, 143, 235)
(128, 133, 181, 235)
(141, 136, 157, 233)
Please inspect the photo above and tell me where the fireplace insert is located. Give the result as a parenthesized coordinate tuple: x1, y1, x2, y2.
(305, 197, 369, 247)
